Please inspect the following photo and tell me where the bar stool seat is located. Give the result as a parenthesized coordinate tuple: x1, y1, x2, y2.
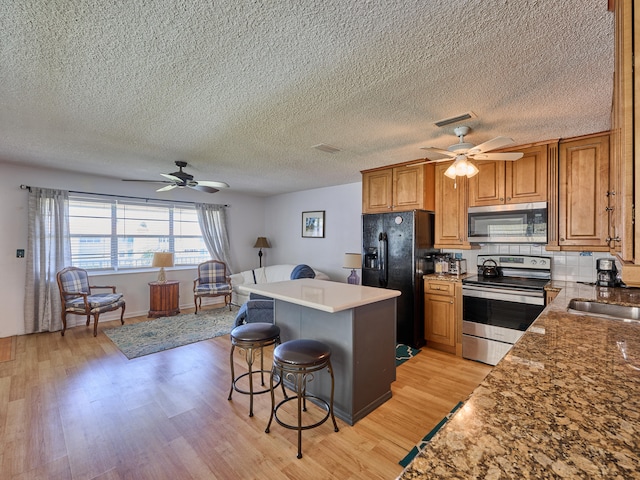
(265, 339, 339, 459)
(228, 322, 284, 417)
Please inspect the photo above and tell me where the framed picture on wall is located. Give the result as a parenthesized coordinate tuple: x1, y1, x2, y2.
(302, 210, 325, 238)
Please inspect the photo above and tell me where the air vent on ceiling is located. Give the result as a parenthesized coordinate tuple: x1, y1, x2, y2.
(434, 111, 476, 128)
(312, 143, 341, 154)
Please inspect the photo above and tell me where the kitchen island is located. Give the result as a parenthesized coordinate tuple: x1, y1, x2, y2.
(399, 281, 640, 478)
(239, 278, 401, 425)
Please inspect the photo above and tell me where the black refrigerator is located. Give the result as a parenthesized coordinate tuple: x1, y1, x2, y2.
(362, 210, 438, 348)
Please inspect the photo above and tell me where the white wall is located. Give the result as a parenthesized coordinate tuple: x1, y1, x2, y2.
(0, 160, 268, 338)
(263, 182, 363, 282)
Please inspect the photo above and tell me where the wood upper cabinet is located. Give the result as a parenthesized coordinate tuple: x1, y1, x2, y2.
(469, 144, 549, 207)
(424, 278, 461, 356)
(606, 0, 640, 286)
(611, 0, 638, 286)
(558, 133, 610, 250)
(362, 163, 434, 213)
(434, 162, 471, 249)
(362, 169, 393, 213)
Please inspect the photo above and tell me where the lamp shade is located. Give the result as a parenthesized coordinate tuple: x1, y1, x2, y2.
(152, 252, 174, 268)
(343, 253, 362, 269)
(253, 237, 271, 248)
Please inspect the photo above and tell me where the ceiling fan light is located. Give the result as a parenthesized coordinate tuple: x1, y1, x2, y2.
(466, 162, 479, 177)
(444, 164, 457, 179)
(454, 158, 469, 176)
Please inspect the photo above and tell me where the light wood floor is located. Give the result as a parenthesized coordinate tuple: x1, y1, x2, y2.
(0, 311, 491, 479)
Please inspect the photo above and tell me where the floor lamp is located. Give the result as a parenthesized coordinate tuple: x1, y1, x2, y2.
(254, 237, 270, 267)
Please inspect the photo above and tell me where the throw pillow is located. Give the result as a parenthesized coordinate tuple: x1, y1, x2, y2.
(290, 264, 316, 280)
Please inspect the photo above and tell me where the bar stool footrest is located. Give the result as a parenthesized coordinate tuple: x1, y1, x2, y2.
(232, 370, 282, 397)
(272, 395, 332, 431)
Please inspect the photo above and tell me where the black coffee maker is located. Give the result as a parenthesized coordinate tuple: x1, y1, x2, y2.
(596, 258, 618, 287)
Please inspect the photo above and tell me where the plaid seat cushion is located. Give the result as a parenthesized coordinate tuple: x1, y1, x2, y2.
(66, 293, 124, 312)
(195, 283, 231, 294)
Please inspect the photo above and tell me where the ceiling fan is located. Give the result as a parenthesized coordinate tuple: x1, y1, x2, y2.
(122, 161, 229, 193)
(416, 126, 524, 179)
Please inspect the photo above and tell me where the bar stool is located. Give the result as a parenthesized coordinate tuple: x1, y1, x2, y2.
(265, 339, 339, 459)
(228, 322, 284, 417)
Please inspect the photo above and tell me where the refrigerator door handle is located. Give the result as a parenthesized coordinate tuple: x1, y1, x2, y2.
(378, 232, 388, 287)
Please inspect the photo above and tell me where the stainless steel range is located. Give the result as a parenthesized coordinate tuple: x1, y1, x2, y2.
(462, 254, 551, 366)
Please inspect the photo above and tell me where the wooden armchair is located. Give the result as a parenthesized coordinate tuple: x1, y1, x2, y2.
(56, 266, 126, 337)
(193, 260, 232, 313)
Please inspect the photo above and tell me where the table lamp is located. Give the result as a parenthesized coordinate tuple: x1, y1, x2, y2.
(254, 237, 270, 267)
(343, 253, 362, 285)
(152, 252, 174, 283)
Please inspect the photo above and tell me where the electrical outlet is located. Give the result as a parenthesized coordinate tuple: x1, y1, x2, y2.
(17, 249, 25, 258)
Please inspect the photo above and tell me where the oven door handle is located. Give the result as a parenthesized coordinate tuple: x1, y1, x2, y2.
(462, 286, 544, 306)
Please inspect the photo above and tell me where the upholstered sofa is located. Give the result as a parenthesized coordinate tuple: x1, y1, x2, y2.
(229, 264, 330, 306)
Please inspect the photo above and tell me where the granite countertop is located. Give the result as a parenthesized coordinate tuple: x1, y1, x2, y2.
(399, 282, 640, 479)
(423, 273, 471, 282)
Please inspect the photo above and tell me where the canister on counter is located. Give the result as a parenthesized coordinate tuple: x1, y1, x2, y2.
(449, 258, 467, 275)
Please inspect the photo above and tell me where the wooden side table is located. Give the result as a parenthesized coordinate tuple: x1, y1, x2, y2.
(148, 281, 180, 318)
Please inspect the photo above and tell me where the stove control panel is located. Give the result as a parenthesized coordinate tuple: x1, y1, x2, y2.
(477, 255, 551, 270)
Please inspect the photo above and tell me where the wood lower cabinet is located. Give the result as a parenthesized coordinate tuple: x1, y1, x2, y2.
(545, 289, 560, 305)
(362, 163, 435, 213)
(469, 143, 550, 207)
(424, 278, 461, 356)
(558, 133, 610, 251)
(148, 281, 180, 318)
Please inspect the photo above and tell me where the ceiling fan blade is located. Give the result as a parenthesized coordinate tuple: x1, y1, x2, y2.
(408, 157, 458, 167)
(471, 152, 524, 161)
(467, 136, 515, 155)
(197, 180, 230, 189)
(157, 184, 177, 192)
(161, 173, 182, 182)
(419, 147, 457, 158)
(121, 179, 172, 184)
(190, 184, 219, 194)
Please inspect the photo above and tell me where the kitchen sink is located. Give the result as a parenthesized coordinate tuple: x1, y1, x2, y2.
(567, 299, 640, 321)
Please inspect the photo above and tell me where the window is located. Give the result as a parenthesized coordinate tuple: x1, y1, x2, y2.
(69, 196, 210, 271)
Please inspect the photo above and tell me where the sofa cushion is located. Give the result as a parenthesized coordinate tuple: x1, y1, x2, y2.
(290, 264, 316, 279)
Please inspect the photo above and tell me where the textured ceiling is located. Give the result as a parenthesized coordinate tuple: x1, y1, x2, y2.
(0, 1, 614, 197)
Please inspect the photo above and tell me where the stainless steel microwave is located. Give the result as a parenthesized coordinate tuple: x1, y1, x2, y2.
(468, 202, 548, 244)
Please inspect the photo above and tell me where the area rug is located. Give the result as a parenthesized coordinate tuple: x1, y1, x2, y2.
(396, 344, 421, 366)
(399, 401, 464, 467)
(104, 306, 239, 359)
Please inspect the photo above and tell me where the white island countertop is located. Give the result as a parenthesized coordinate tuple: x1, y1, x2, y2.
(239, 278, 401, 313)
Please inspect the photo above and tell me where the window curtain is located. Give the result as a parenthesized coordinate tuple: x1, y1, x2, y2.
(24, 188, 71, 334)
(195, 203, 235, 273)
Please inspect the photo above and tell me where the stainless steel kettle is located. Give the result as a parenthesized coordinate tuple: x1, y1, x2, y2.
(481, 259, 500, 278)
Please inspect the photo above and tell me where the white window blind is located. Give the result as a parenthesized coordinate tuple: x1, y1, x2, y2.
(69, 195, 210, 271)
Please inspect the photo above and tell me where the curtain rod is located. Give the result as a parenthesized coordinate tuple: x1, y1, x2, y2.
(19, 185, 230, 207)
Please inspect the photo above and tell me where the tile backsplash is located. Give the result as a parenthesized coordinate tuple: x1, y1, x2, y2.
(444, 245, 618, 283)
